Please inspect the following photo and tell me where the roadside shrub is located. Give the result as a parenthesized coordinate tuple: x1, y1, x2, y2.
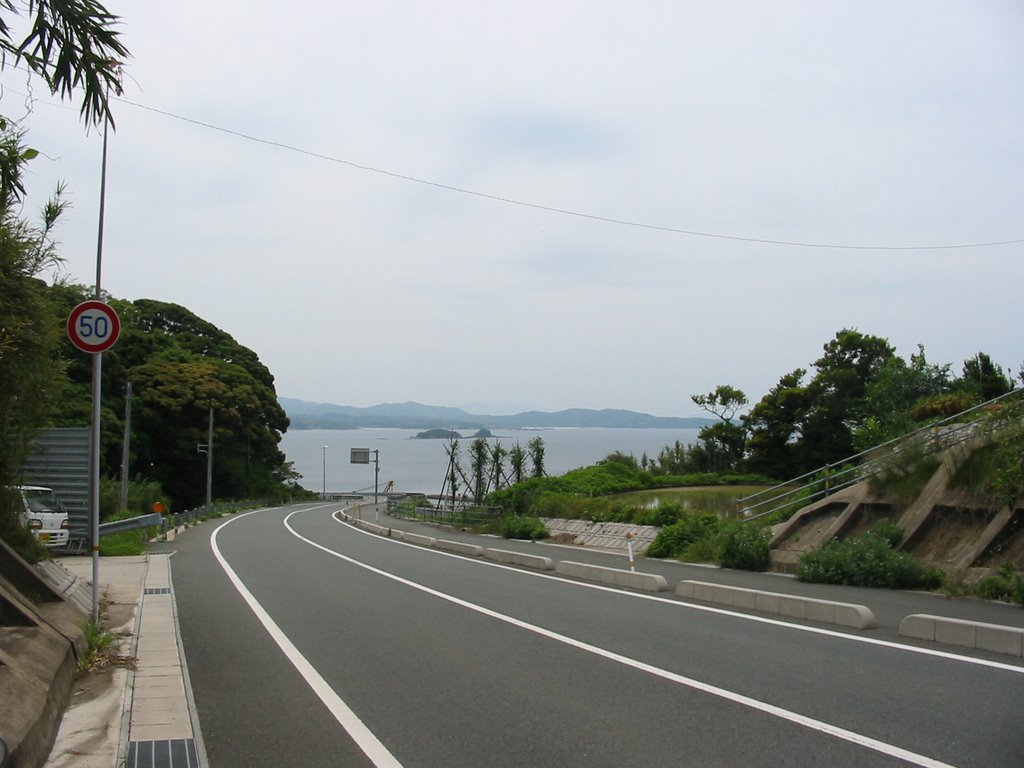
(797, 525, 944, 590)
(911, 392, 976, 422)
(719, 521, 771, 571)
(646, 513, 718, 559)
(100, 477, 168, 520)
(974, 565, 1024, 606)
(633, 500, 687, 528)
(500, 515, 549, 541)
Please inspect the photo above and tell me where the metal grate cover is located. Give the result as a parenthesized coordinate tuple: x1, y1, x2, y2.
(127, 739, 199, 767)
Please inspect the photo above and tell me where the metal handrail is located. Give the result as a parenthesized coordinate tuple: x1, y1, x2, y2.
(737, 388, 1022, 522)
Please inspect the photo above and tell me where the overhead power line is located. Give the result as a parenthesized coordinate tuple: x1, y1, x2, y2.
(118, 96, 1023, 252)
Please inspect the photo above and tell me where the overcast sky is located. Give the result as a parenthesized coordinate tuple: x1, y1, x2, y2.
(8, 1, 1023, 416)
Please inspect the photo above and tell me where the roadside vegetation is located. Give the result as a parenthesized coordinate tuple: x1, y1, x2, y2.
(482, 336, 1021, 584)
(796, 522, 944, 590)
(0, 11, 307, 560)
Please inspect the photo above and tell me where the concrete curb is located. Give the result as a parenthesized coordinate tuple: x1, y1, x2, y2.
(555, 561, 668, 592)
(675, 580, 878, 629)
(899, 614, 1024, 657)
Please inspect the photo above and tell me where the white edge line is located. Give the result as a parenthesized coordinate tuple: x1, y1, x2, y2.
(210, 509, 404, 768)
(288, 508, 956, 768)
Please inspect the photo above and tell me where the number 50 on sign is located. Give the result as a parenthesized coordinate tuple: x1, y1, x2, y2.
(67, 300, 121, 354)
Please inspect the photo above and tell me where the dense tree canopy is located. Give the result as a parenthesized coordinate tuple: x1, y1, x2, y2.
(653, 329, 1020, 482)
(58, 297, 294, 510)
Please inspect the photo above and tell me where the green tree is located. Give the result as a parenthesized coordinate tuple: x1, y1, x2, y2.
(128, 358, 289, 509)
(489, 441, 508, 492)
(528, 436, 546, 478)
(468, 437, 489, 503)
(691, 385, 748, 472)
(692, 385, 747, 422)
(0, 125, 69, 557)
(0, 156, 66, 486)
(1, 0, 129, 126)
(0, 1, 127, 557)
(509, 443, 526, 485)
(852, 346, 952, 451)
(799, 329, 895, 469)
(743, 368, 808, 479)
(959, 352, 1014, 402)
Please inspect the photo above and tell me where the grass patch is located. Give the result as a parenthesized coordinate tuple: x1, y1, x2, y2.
(867, 440, 940, 511)
(613, 486, 773, 519)
(78, 615, 134, 674)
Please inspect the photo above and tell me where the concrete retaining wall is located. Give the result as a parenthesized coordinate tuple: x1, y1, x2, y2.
(675, 580, 877, 629)
(0, 541, 86, 768)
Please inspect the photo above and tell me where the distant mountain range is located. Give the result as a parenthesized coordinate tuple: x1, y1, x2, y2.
(279, 398, 714, 431)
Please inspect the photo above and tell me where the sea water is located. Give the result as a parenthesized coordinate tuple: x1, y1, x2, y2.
(280, 427, 701, 496)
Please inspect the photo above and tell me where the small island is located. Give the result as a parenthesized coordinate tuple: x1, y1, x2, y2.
(413, 428, 494, 440)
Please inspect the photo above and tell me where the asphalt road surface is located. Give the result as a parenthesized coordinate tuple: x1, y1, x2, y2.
(168, 503, 1024, 768)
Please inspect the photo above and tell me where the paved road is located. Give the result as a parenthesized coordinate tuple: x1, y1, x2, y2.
(169, 503, 1024, 768)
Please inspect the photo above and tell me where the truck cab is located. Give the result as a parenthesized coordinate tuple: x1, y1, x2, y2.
(18, 485, 70, 549)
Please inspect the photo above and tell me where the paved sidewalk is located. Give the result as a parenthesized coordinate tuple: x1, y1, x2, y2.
(44, 554, 203, 768)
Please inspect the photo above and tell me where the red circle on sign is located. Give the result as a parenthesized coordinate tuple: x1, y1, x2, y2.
(67, 300, 121, 353)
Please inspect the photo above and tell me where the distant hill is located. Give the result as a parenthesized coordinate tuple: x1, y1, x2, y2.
(280, 398, 714, 430)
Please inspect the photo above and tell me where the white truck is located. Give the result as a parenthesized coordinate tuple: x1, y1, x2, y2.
(18, 485, 70, 548)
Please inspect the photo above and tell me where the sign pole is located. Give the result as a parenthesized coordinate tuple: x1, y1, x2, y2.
(67, 301, 120, 622)
(89, 354, 102, 622)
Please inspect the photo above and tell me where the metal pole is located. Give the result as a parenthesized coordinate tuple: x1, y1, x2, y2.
(89, 107, 111, 624)
(374, 449, 380, 521)
(119, 382, 132, 512)
(322, 445, 327, 499)
(206, 407, 213, 510)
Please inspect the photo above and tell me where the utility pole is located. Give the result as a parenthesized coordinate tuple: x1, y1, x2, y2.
(119, 382, 132, 512)
(197, 407, 213, 511)
(206, 407, 213, 510)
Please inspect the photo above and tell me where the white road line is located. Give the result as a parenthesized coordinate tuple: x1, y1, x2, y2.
(210, 510, 404, 768)
(284, 509, 956, 768)
(336, 509, 1024, 678)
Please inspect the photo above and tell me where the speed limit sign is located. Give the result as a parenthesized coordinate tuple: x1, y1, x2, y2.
(67, 300, 121, 353)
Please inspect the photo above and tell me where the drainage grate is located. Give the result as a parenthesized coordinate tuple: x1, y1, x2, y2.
(144, 587, 171, 595)
(127, 739, 198, 767)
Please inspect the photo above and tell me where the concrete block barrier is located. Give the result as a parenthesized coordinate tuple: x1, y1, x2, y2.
(436, 539, 484, 557)
(484, 548, 554, 571)
(899, 614, 1024, 657)
(397, 531, 437, 547)
(675, 580, 877, 629)
(354, 520, 389, 536)
(555, 561, 668, 592)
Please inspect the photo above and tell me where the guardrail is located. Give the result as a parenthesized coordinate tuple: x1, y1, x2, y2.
(387, 499, 501, 528)
(97, 512, 164, 537)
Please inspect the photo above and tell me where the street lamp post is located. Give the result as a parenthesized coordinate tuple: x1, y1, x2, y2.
(322, 445, 328, 499)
